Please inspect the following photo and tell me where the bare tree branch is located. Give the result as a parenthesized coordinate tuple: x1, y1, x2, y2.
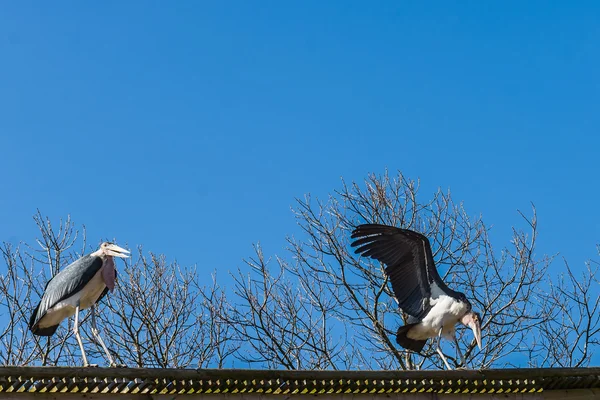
(0, 171, 597, 370)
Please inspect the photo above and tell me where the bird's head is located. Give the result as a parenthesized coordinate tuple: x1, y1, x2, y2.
(461, 311, 482, 350)
(98, 242, 131, 258)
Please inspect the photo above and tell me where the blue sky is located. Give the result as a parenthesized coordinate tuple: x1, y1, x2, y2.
(1, 2, 599, 283)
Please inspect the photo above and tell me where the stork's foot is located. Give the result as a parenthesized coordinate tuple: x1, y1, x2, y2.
(110, 363, 127, 368)
(83, 363, 99, 368)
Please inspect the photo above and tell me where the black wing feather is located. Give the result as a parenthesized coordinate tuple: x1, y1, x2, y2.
(351, 223, 457, 320)
(29, 255, 104, 332)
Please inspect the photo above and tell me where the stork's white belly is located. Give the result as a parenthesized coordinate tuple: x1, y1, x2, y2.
(406, 295, 468, 341)
(37, 269, 107, 328)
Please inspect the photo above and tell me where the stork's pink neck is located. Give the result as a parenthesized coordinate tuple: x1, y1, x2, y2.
(102, 256, 116, 291)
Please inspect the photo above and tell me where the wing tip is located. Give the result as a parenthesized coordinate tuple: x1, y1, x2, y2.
(29, 303, 59, 337)
(350, 223, 390, 241)
(396, 324, 427, 353)
(30, 323, 59, 337)
(351, 223, 431, 245)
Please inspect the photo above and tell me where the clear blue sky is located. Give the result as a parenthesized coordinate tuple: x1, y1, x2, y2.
(1, 2, 599, 278)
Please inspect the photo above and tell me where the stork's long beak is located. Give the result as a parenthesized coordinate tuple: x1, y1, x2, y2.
(106, 244, 131, 258)
(468, 319, 482, 350)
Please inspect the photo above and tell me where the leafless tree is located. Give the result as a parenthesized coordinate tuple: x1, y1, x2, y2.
(0, 170, 598, 370)
(227, 170, 596, 370)
(95, 248, 236, 368)
(532, 253, 600, 368)
(225, 244, 345, 369)
(0, 211, 86, 366)
(0, 212, 235, 368)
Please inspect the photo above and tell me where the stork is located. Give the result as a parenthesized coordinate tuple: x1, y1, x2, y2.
(350, 224, 482, 370)
(29, 242, 130, 367)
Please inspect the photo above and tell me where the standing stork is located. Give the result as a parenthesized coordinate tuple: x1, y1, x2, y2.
(29, 242, 130, 367)
(350, 224, 482, 370)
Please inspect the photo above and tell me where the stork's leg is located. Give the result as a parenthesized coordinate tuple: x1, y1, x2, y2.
(90, 305, 116, 367)
(454, 335, 466, 367)
(436, 328, 452, 370)
(73, 305, 90, 367)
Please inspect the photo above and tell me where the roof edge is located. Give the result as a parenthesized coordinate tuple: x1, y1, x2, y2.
(0, 366, 598, 395)
(1, 366, 599, 380)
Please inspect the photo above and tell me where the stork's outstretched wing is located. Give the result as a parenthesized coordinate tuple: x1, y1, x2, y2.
(351, 224, 455, 320)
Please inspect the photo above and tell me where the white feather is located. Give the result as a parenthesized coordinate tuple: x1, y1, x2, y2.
(407, 294, 468, 341)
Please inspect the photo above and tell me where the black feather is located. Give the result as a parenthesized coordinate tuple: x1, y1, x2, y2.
(351, 223, 464, 320)
(396, 323, 427, 352)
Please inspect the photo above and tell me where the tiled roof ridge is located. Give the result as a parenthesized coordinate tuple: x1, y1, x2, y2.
(0, 366, 598, 395)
